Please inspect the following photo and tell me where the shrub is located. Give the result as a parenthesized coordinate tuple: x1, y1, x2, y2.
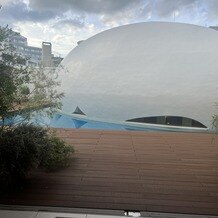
(0, 124, 74, 190)
(40, 136, 74, 171)
(0, 26, 70, 192)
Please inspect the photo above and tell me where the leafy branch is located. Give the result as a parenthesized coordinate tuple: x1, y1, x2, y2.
(0, 26, 64, 128)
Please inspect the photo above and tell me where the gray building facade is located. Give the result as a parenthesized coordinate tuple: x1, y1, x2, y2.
(7, 30, 63, 68)
(9, 31, 42, 67)
(42, 42, 52, 67)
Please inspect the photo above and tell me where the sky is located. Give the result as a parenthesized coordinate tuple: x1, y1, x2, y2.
(0, 0, 218, 57)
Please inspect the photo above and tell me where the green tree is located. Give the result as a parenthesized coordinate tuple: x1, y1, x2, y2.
(0, 26, 73, 190)
(0, 26, 64, 128)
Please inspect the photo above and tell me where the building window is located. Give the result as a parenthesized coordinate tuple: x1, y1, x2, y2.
(126, 116, 207, 128)
(166, 116, 183, 126)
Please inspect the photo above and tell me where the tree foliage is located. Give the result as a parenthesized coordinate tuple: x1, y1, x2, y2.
(0, 26, 64, 127)
(0, 26, 74, 190)
(0, 124, 74, 191)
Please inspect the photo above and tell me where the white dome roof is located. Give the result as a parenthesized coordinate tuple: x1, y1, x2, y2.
(59, 22, 218, 129)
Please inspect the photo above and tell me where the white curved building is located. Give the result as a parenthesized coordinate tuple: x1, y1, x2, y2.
(59, 22, 218, 131)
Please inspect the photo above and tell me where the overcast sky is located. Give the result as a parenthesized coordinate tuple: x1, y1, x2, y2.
(0, 0, 218, 57)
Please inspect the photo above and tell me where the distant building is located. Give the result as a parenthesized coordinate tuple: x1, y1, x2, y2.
(209, 26, 218, 31)
(52, 55, 63, 67)
(42, 42, 64, 67)
(7, 30, 62, 68)
(9, 31, 42, 67)
(25, 46, 42, 67)
(42, 42, 53, 67)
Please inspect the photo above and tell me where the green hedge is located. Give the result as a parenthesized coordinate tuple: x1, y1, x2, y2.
(0, 124, 74, 191)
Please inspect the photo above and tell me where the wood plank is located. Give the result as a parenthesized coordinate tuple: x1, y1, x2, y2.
(0, 129, 218, 216)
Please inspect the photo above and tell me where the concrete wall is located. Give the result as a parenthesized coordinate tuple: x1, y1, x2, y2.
(42, 42, 52, 67)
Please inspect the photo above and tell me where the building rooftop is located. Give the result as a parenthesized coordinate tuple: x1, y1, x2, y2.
(0, 129, 218, 216)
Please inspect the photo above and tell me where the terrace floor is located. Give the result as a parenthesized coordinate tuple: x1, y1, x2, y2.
(0, 129, 218, 216)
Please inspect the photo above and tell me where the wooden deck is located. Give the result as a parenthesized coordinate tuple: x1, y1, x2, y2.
(1, 129, 218, 216)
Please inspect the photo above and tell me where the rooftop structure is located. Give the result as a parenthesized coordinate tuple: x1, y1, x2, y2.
(42, 41, 52, 67)
(77, 40, 85, 45)
(59, 22, 218, 131)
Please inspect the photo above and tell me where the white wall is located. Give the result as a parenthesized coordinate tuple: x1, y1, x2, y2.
(59, 22, 218, 129)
